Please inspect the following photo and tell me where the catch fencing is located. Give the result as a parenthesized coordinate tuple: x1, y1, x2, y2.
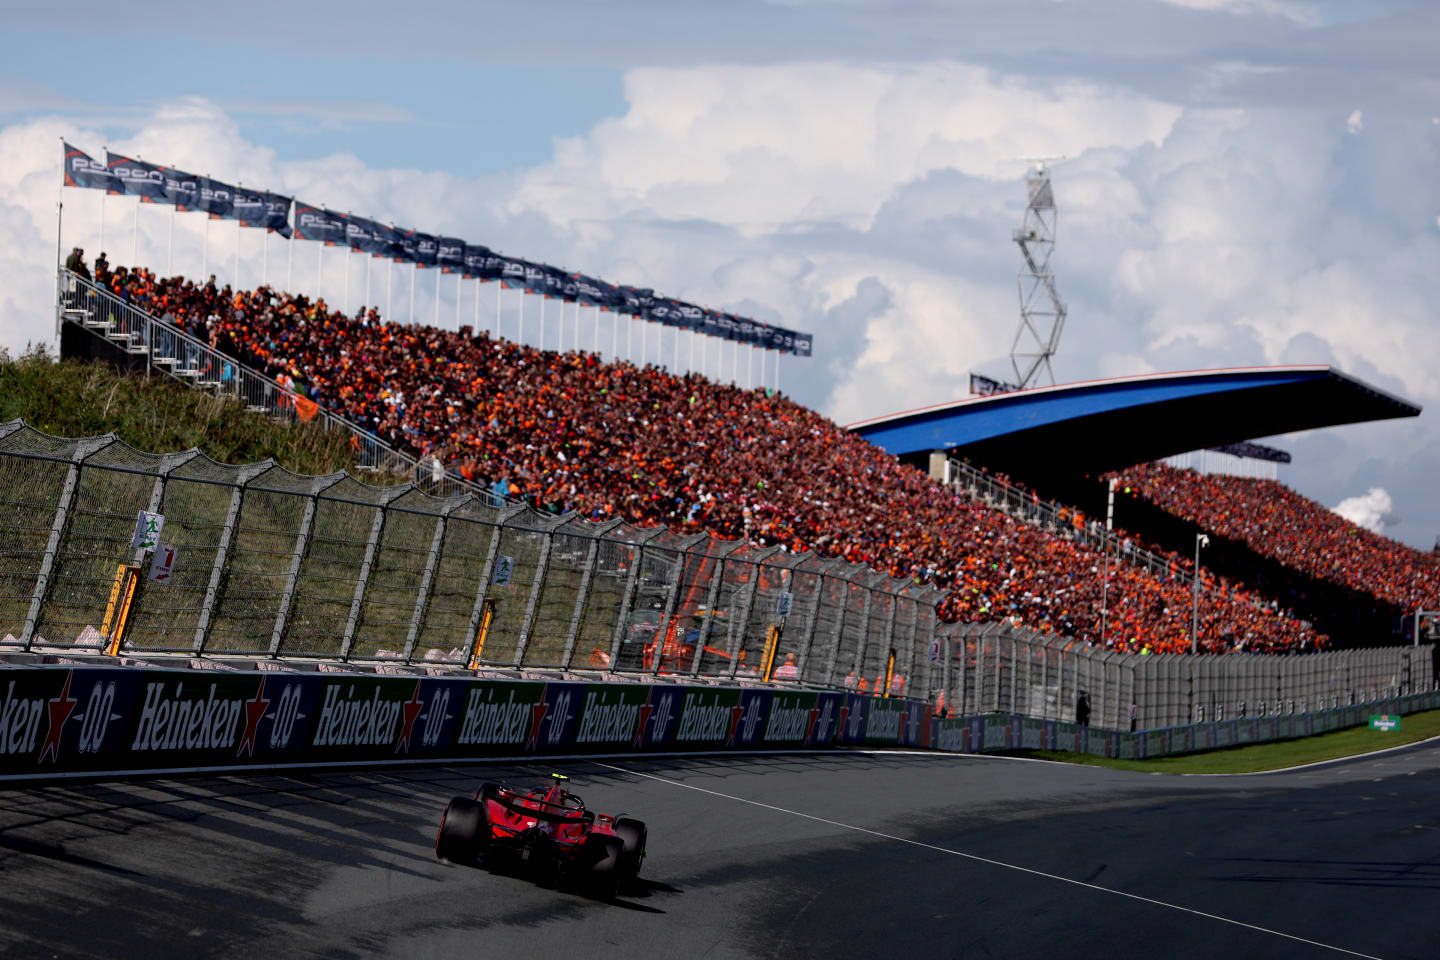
(931, 621, 1435, 729)
(0, 420, 943, 689)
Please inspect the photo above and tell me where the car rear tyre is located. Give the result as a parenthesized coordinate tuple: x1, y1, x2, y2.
(588, 836, 624, 900)
(436, 796, 487, 865)
(613, 818, 647, 880)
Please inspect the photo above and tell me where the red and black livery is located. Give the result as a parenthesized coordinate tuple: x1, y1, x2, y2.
(435, 774, 646, 899)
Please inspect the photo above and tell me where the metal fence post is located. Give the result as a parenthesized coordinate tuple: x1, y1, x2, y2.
(463, 503, 526, 667)
(849, 582, 875, 680)
(268, 474, 345, 657)
(651, 533, 708, 676)
(793, 559, 839, 684)
(689, 541, 743, 678)
(724, 545, 781, 679)
(513, 518, 570, 668)
(606, 528, 666, 668)
(338, 485, 410, 661)
(21, 436, 114, 649)
(821, 574, 852, 687)
(401, 496, 469, 663)
(559, 518, 623, 669)
(192, 462, 273, 654)
(900, 594, 922, 694)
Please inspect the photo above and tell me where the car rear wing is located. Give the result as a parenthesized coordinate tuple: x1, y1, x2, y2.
(487, 788, 596, 826)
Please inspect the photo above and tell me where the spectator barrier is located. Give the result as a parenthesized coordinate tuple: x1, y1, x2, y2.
(0, 420, 942, 691)
(932, 621, 1433, 729)
(0, 660, 1434, 782)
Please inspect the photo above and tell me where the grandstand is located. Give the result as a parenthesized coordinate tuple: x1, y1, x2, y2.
(58, 258, 1333, 656)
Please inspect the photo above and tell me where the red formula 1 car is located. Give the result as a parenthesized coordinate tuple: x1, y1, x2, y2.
(435, 774, 647, 899)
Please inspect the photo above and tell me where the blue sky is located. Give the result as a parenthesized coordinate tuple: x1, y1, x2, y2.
(1, 32, 627, 176)
(0, 0, 1437, 548)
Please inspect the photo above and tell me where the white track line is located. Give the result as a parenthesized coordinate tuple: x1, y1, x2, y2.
(590, 760, 1383, 960)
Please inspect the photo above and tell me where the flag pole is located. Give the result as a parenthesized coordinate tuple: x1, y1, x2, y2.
(434, 266, 440, 327)
(410, 264, 416, 326)
(386, 251, 393, 323)
(540, 292, 546, 350)
(131, 194, 138, 269)
(54, 138, 63, 341)
(234, 208, 241, 290)
(167, 205, 174, 277)
(474, 276, 480, 333)
(495, 279, 501, 338)
(202, 215, 209, 279)
(455, 273, 461, 331)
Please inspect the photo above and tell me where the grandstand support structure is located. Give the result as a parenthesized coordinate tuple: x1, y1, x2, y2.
(1010, 157, 1068, 389)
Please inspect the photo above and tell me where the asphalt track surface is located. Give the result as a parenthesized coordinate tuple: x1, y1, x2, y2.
(2, 745, 1439, 960)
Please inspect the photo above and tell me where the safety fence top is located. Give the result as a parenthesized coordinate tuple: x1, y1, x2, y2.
(0, 418, 946, 696)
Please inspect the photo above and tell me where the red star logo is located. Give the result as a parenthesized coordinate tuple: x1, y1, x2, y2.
(805, 707, 820, 745)
(37, 672, 77, 765)
(837, 705, 851, 741)
(725, 705, 745, 746)
(236, 677, 270, 758)
(632, 701, 654, 748)
(525, 694, 551, 751)
(899, 708, 909, 744)
(394, 681, 424, 754)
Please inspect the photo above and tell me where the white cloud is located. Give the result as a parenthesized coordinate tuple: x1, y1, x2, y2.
(1154, 0, 1320, 24)
(1333, 487, 1395, 534)
(1346, 108, 1364, 134)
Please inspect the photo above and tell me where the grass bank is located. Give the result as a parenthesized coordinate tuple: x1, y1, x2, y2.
(0, 347, 358, 475)
(1015, 709, 1440, 774)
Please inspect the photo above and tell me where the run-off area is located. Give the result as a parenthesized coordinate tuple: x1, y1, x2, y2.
(0, 749, 1436, 959)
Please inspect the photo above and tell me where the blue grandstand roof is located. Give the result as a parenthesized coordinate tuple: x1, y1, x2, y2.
(847, 365, 1421, 475)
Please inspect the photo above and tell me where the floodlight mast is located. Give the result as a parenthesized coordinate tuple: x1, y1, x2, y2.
(1010, 156, 1068, 389)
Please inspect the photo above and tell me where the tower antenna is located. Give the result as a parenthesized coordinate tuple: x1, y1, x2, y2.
(1009, 156, 1068, 389)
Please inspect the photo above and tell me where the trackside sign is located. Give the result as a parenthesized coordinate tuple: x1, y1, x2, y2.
(0, 666, 1431, 780)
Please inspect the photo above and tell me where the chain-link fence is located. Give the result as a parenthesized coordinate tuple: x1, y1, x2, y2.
(929, 621, 1435, 729)
(0, 421, 945, 689)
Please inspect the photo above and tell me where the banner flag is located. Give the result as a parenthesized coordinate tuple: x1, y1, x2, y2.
(320, 209, 348, 246)
(344, 214, 380, 253)
(164, 167, 200, 210)
(197, 176, 236, 220)
(235, 187, 293, 236)
(736, 316, 756, 345)
(414, 232, 438, 268)
(792, 332, 812, 357)
(499, 257, 526, 289)
(437, 237, 465, 274)
(395, 228, 419, 263)
(542, 266, 566, 299)
(262, 191, 293, 237)
(294, 203, 336, 243)
(462, 244, 491, 279)
(367, 222, 401, 258)
(968, 372, 1017, 397)
(480, 251, 506, 281)
(62, 143, 117, 191)
(104, 151, 167, 201)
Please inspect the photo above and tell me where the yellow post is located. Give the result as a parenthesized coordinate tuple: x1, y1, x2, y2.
(469, 598, 496, 670)
(883, 649, 896, 699)
(761, 624, 782, 682)
(102, 565, 141, 657)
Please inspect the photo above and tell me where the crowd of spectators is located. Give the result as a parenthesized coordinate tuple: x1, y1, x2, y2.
(1106, 462, 1439, 618)
(83, 258, 1327, 655)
